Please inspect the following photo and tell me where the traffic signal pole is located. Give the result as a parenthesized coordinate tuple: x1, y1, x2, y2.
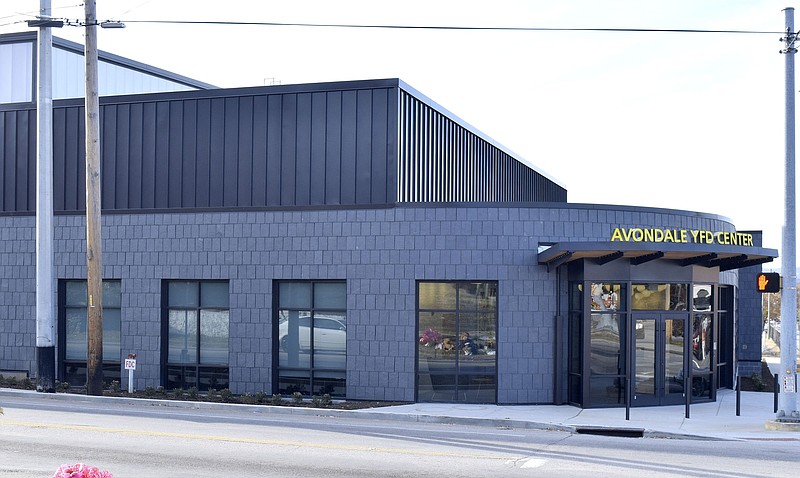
(778, 7, 799, 421)
(35, 0, 55, 393)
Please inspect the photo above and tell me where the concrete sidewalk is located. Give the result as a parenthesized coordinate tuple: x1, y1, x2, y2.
(357, 389, 800, 440)
(2, 387, 798, 441)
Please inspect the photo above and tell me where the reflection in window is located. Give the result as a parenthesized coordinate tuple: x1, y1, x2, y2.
(691, 314, 713, 399)
(568, 311, 583, 405)
(275, 281, 346, 398)
(692, 285, 712, 311)
(164, 281, 229, 391)
(417, 281, 497, 404)
(570, 283, 584, 311)
(589, 313, 623, 375)
(632, 284, 688, 310)
(586, 283, 628, 405)
(60, 280, 122, 386)
(590, 283, 623, 311)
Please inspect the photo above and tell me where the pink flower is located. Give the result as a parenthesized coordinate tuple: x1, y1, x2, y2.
(53, 463, 112, 478)
(419, 328, 441, 345)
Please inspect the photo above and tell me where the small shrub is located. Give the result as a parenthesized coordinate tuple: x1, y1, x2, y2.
(55, 381, 71, 392)
(187, 387, 199, 399)
(254, 391, 267, 404)
(291, 391, 304, 404)
(749, 373, 765, 392)
(107, 380, 121, 393)
(143, 386, 156, 397)
(311, 394, 333, 407)
(220, 388, 233, 402)
(240, 392, 258, 404)
(270, 394, 285, 406)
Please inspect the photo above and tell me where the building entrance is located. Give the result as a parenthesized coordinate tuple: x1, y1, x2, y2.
(632, 313, 688, 406)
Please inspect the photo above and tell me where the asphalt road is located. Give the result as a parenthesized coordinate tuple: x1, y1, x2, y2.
(1, 395, 798, 477)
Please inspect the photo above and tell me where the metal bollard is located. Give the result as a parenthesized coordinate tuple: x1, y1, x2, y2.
(736, 375, 741, 416)
(774, 373, 779, 413)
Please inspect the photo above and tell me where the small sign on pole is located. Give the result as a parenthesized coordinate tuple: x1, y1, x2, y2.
(784, 373, 796, 394)
(125, 353, 136, 392)
(124, 356, 136, 370)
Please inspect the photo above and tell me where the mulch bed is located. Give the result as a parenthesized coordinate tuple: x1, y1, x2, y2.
(739, 360, 776, 392)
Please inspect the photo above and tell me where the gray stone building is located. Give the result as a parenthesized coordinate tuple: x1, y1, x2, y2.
(0, 32, 777, 408)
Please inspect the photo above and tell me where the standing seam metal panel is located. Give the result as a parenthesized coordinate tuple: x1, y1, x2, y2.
(2, 82, 563, 213)
(396, 89, 566, 204)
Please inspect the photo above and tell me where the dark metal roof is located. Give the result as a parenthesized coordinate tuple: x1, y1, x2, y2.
(537, 241, 778, 272)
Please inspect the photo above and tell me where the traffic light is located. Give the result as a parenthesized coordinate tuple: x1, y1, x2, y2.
(756, 272, 781, 293)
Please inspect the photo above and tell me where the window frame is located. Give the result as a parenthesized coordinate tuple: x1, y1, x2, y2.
(58, 279, 122, 387)
(161, 280, 230, 391)
(273, 280, 347, 398)
(416, 280, 498, 404)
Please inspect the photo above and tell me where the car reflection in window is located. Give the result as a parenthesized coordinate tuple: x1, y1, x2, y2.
(279, 316, 346, 352)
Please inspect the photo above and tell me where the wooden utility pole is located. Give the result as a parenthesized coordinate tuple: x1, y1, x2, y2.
(84, 0, 104, 396)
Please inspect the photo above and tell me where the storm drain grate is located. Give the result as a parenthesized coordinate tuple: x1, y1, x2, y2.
(574, 426, 645, 438)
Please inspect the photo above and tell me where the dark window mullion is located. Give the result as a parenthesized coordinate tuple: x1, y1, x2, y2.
(195, 285, 202, 370)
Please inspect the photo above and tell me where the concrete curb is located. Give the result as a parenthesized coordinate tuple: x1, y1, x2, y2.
(765, 419, 800, 431)
(0, 388, 739, 441)
(1, 387, 574, 431)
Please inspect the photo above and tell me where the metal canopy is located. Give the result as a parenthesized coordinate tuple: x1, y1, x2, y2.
(537, 241, 778, 272)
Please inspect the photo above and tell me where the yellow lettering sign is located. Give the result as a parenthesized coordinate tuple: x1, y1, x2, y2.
(610, 228, 755, 246)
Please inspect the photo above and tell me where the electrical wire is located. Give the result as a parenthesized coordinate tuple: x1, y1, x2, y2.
(115, 19, 785, 35)
(1, 11, 789, 36)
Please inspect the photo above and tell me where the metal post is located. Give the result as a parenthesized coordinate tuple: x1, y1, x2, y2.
(35, 0, 56, 394)
(736, 375, 741, 416)
(85, 0, 104, 396)
(774, 373, 780, 413)
(778, 7, 799, 421)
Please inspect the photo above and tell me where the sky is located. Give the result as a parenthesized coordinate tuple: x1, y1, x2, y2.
(0, 1, 795, 261)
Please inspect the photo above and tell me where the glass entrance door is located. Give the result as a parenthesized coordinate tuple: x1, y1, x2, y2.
(633, 314, 688, 406)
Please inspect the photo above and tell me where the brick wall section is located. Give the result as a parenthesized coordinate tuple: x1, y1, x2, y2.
(0, 204, 743, 403)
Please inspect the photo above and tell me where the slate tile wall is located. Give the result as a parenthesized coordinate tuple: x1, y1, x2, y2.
(0, 205, 748, 404)
(735, 231, 766, 378)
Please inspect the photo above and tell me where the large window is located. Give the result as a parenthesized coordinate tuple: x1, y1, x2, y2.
(588, 282, 627, 406)
(632, 283, 688, 310)
(59, 280, 121, 386)
(691, 284, 713, 399)
(417, 281, 497, 403)
(163, 281, 229, 391)
(275, 281, 347, 398)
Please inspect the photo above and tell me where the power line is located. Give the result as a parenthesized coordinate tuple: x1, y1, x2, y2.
(4, 14, 788, 35)
(115, 19, 785, 35)
(4, 11, 791, 35)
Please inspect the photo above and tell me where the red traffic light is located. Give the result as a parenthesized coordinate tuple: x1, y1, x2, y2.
(756, 272, 781, 293)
